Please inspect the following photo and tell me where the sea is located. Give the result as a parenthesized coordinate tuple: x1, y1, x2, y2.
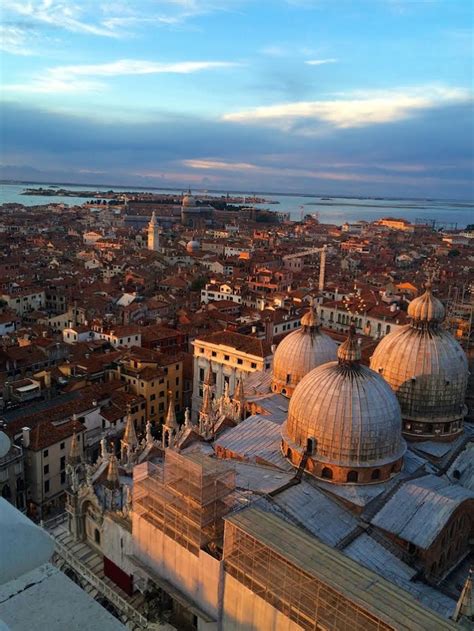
(1, 182, 473, 228)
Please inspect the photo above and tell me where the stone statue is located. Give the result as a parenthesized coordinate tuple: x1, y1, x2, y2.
(184, 407, 191, 427)
(100, 436, 108, 462)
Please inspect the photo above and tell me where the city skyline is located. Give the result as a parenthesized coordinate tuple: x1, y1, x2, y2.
(1, 0, 473, 198)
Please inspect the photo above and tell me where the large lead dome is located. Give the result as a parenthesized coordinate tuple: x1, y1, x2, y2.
(282, 331, 405, 484)
(370, 283, 468, 441)
(271, 305, 337, 397)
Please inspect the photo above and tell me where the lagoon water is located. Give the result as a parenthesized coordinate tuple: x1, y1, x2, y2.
(1, 182, 472, 228)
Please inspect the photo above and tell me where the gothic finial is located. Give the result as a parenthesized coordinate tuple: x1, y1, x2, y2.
(165, 392, 178, 429)
(106, 453, 120, 489)
(122, 406, 138, 449)
(68, 430, 81, 465)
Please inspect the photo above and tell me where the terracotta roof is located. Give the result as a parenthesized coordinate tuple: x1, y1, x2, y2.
(194, 330, 272, 358)
(29, 418, 85, 450)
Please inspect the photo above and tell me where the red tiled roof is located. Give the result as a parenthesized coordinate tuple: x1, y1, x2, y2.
(194, 330, 272, 358)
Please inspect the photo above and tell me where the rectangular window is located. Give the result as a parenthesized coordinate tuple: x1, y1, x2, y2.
(159, 402, 165, 412)
(60, 471, 66, 485)
(175, 377, 179, 385)
(60, 442, 65, 450)
(43, 449, 49, 458)
(44, 480, 50, 493)
(224, 354, 230, 361)
(237, 358, 243, 365)
(211, 351, 217, 357)
(150, 394, 156, 401)
(251, 362, 257, 369)
(43, 464, 49, 475)
(60, 456, 66, 471)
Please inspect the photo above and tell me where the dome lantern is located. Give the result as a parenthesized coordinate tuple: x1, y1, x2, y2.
(337, 325, 361, 364)
(407, 281, 445, 329)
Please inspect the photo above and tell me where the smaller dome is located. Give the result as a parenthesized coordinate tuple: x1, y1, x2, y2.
(407, 282, 445, 326)
(182, 194, 196, 207)
(0, 431, 11, 458)
(272, 306, 337, 397)
(186, 239, 200, 253)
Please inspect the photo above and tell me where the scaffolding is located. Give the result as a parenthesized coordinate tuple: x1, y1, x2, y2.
(224, 520, 394, 631)
(133, 450, 236, 556)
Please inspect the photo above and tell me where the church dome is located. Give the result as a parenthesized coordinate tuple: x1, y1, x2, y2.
(186, 239, 200, 253)
(370, 284, 468, 441)
(282, 331, 405, 483)
(271, 306, 337, 397)
(0, 431, 11, 459)
(182, 194, 196, 208)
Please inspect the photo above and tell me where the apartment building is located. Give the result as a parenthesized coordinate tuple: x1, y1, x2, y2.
(191, 330, 272, 417)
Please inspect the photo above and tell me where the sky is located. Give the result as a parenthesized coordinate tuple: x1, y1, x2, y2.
(1, 0, 473, 198)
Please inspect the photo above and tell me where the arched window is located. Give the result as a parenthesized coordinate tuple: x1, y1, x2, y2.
(286, 448, 292, 460)
(371, 469, 381, 480)
(321, 467, 333, 480)
(286, 374, 291, 384)
(94, 529, 101, 545)
(347, 471, 358, 483)
(281, 388, 287, 396)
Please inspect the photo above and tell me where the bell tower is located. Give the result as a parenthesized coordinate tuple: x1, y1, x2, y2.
(147, 211, 159, 251)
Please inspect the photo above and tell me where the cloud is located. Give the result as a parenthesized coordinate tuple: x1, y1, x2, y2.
(2, 0, 121, 38)
(305, 58, 337, 66)
(4, 58, 241, 93)
(0, 25, 35, 55)
(2, 0, 249, 41)
(1, 100, 472, 199)
(181, 158, 454, 185)
(222, 85, 473, 130)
